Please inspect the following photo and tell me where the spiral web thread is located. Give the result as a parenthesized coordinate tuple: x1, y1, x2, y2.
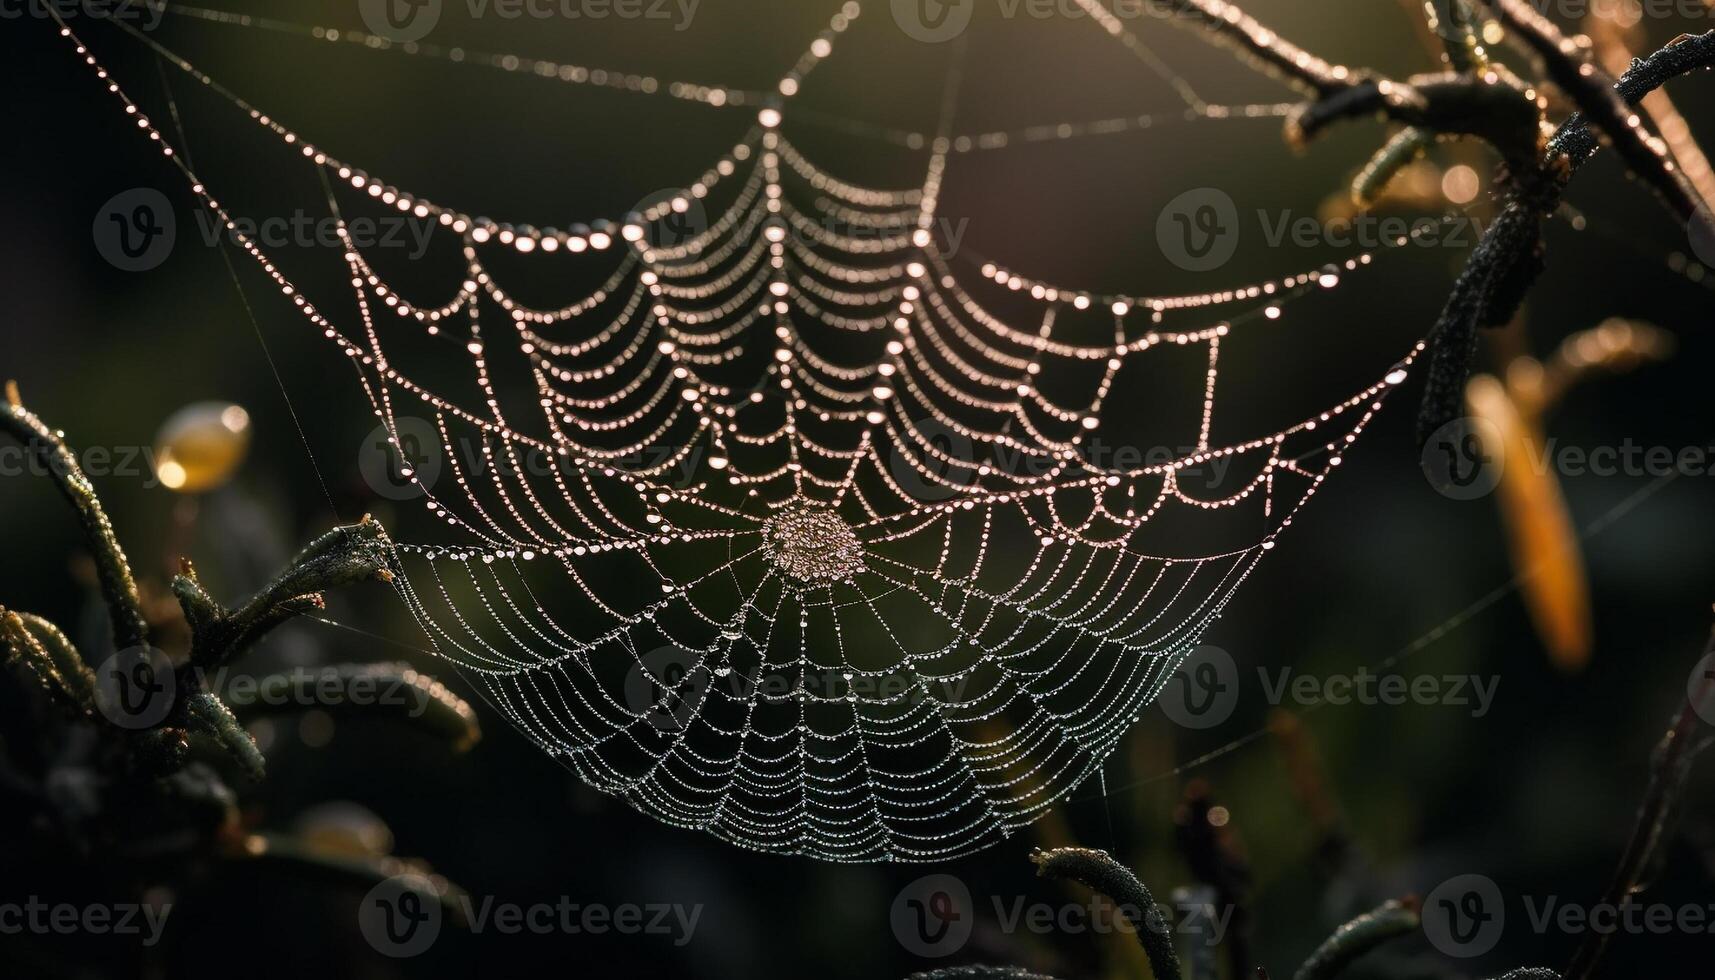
(54, 3, 1432, 861)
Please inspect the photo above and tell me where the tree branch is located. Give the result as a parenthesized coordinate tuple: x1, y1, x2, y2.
(1417, 28, 1715, 442)
(1480, 0, 1711, 222)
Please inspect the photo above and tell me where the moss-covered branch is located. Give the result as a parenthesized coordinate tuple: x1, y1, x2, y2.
(1, 381, 149, 652)
(1031, 847, 1180, 980)
(173, 517, 395, 670)
(1292, 898, 1421, 980)
(1, 607, 95, 715)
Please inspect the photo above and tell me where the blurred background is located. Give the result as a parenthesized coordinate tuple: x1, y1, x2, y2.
(2, 0, 1714, 976)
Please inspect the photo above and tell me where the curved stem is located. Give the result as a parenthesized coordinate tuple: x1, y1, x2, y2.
(1563, 624, 1715, 979)
(1031, 847, 1181, 980)
(1292, 898, 1421, 980)
(0, 381, 149, 653)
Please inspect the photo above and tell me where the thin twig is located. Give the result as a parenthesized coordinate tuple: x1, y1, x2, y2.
(1563, 621, 1715, 979)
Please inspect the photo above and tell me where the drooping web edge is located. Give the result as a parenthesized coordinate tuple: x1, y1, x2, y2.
(47, 4, 1437, 861)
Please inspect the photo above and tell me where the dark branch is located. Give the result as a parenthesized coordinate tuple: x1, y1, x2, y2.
(173, 516, 395, 669)
(1481, 0, 1710, 223)
(1563, 622, 1715, 979)
(1417, 29, 1715, 442)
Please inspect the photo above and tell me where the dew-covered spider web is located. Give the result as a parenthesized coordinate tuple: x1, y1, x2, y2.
(53, 2, 1434, 860)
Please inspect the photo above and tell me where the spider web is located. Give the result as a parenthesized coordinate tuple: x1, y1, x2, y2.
(53, 2, 1432, 861)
